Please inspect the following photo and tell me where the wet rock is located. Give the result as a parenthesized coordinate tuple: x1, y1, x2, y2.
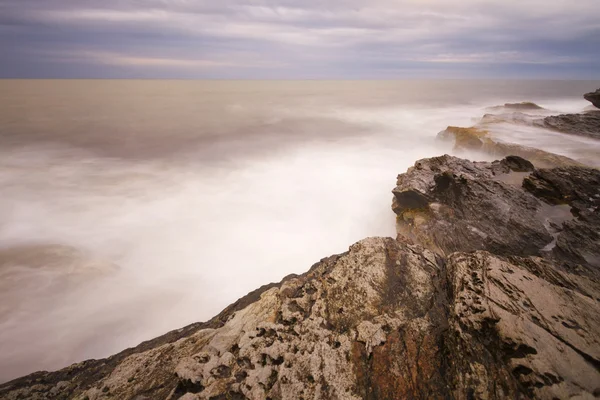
(501, 155, 534, 172)
(488, 102, 544, 111)
(539, 111, 600, 140)
(584, 88, 600, 109)
(523, 167, 600, 274)
(437, 126, 582, 168)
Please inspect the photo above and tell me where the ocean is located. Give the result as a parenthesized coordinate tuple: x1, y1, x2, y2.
(0, 79, 598, 382)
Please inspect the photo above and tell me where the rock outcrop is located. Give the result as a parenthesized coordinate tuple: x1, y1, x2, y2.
(535, 88, 600, 139)
(584, 88, 600, 109)
(540, 112, 600, 140)
(393, 155, 600, 276)
(487, 102, 543, 111)
(437, 126, 583, 168)
(2, 154, 599, 400)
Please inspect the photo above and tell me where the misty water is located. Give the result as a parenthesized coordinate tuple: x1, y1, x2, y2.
(0, 80, 599, 382)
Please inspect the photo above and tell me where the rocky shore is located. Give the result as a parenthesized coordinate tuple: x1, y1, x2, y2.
(1, 92, 599, 400)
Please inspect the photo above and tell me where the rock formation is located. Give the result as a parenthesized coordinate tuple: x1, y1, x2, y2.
(437, 126, 583, 168)
(2, 153, 599, 400)
(536, 88, 600, 139)
(540, 112, 600, 140)
(487, 102, 543, 111)
(584, 88, 600, 109)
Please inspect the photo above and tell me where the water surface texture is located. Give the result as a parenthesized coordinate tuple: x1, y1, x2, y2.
(0, 80, 598, 382)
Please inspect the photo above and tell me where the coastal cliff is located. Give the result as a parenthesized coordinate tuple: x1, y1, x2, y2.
(1, 93, 599, 400)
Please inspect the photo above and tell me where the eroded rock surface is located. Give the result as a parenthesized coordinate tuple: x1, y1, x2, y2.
(393, 155, 600, 276)
(2, 155, 599, 400)
(0, 238, 451, 400)
(446, 251, 600, 399)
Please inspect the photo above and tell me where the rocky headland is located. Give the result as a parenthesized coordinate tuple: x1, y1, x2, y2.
(1, 91, 599, 400)
(477, 88, 600, 141)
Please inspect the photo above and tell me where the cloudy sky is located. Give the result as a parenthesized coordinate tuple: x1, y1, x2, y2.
(1, 0, 599, 79)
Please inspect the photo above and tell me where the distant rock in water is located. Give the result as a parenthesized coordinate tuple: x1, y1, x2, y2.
(487, 102, 544, 111)
(479, 111, 535, 125)
(584, 88, 600, 109)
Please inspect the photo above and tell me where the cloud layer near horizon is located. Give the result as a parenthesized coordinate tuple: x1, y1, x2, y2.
(1, 0, 599, 78)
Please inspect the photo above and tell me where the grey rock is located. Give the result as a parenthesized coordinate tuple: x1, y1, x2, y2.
(392, 154, 553, 257)
(538, 111, 600, 140)
(393, 155, 600, 277)
(584, 88, 600, 109)
(487, 102, 544, 111)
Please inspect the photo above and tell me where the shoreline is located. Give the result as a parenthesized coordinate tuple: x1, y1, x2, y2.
(1, 90, 599, 399)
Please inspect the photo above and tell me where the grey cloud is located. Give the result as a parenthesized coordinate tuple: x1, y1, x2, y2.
(0, 0, 598, 78)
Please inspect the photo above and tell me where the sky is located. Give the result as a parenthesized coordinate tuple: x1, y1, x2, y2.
(0, 0, 599, 79)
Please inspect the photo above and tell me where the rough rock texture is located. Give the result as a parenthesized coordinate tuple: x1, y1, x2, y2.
(2, 155, 600, 400)
(539, 111, 600, 140)
(393, 155, 551, 257)
(437, 126, 583, 168)
(392, 155, 600, 276)
(1, 238, 451, 400)
(584, 88, 600, 109)
(446, 251, 600, 399)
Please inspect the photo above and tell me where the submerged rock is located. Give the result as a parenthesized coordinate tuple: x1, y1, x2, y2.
(584, 88, 600, 109)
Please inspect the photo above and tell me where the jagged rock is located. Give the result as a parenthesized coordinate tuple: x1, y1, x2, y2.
(437, 126, 583, 168)
(2, 155, 599, 400)
(538, 111, 600, 140)
(392, 155, 600, 276)
(523, 167, 600, 273)
(0, 238, 450, 400)
(584, 88, 600, 109)
(392, 155, 553, 256)
(446, 251, 600, 399)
